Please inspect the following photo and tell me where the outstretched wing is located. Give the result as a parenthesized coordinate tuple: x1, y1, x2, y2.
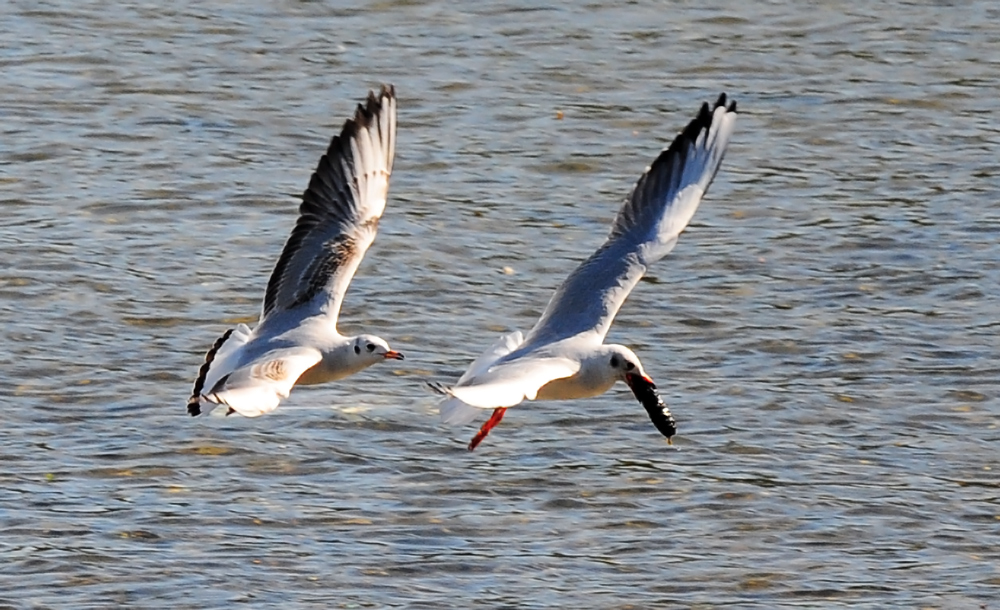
(260, 85, 397, 327)
(523, 94, 737, 346)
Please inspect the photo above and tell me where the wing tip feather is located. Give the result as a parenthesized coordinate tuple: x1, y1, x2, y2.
(348, 84, 397, 142)
(188, 328, 236, 416)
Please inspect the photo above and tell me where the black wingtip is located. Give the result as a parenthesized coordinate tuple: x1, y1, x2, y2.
(672, 92, 737, 156)
(713, 92, 737, 114)
(425, 381, 453, 397)
(188, 328, 235, 417)
(353, 84, 396, 131)
(335, 83, 396, 162)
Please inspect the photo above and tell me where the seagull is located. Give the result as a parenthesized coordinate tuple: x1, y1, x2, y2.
(188, 85, 403, 418)
(432, 94, 737, 450)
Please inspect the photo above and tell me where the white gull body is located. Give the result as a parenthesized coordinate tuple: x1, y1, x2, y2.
(188, 85, 403, 418)
(434, 94, 738, 450)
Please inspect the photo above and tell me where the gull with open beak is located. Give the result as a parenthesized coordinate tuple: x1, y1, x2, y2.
(432, 94, 737, 450)
(188, 85, 403, 418)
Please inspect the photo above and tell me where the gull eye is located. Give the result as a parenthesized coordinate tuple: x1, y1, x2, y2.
(609, 355, 620, 368)
(366, 343, 376, 353)
(626, 361, 636, 372)
(354, 345, 361, 355)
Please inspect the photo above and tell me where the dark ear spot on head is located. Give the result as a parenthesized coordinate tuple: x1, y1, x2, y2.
(354, 344, 361, 355)
(610, 355, 620, 368)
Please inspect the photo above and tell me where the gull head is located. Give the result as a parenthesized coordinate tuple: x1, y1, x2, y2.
(606, 344, 676, 442)
(605, 344, 648, 384)
(352, 334, 404, 364)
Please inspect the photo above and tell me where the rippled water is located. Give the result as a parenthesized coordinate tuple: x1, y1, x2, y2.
(2, 1, 999, 607)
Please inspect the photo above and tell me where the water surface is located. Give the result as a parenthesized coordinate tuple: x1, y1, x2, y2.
(2, 1, 999, 607)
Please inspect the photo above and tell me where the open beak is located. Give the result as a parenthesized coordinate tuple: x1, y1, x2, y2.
(383, 350, 404, 361)
(625, 372, 677, 443)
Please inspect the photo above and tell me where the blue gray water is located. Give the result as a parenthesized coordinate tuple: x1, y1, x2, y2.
(2, 1, 998, 607)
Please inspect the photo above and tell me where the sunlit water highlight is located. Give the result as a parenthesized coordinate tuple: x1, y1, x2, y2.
(1, 1, 998, 607)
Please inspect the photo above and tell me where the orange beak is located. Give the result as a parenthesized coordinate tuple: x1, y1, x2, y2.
(625, 372, 655, 389)
(384, 350, 404, 360)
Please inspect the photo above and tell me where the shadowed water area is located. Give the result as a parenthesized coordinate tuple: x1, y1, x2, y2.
(1, 1, 999, 607)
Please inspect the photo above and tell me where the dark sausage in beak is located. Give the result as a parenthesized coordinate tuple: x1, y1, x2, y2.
(625, 373, 676, 444)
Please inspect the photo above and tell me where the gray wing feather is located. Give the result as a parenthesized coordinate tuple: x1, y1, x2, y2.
(524, 94, 737, 346)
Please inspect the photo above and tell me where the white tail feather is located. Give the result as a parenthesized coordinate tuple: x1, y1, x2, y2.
(439, 396, 485, 426)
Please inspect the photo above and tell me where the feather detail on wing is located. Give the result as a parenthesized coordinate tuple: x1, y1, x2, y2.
(261, 85, 397, 327)
(201, 347, 323, 418)
(524, 94, 737, 346)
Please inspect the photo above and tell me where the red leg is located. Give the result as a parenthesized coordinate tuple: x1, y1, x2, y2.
(468, 407, 507, 451)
